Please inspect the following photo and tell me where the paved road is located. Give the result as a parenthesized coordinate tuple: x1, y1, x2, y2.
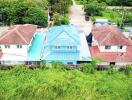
(69, 0, 93, 36)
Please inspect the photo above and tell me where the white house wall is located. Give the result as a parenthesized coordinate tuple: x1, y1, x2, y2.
(99, 46, 127, 52)
(0, 45, 28, 56)
(92, 37, 98, 46)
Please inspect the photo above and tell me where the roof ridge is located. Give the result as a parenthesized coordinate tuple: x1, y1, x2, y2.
(0, 26, 19, 41)
(15, 28, 28, 44)
(99, 29, 112, 45)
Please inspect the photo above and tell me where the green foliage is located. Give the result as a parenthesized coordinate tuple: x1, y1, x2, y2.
(84, 0, 106, 16)
(61, 16, 70, 25)
(76, 0, 132, 25)
(0, 64, 132, 100)
(40, 60, 46, 69)
(51, 62, 66, 70)
(53, 12, 61, 25)
(124, 66, 132, 76)
(75, 0, 132, 6)
(53, 13, 70, 25)
(23, 6, 48, 27)
(0, 0, 48, 26)
(82, 63, 95, 74)
(97, 0, 132, 6)
(107, 65, 116, 75)
(48, 0, 73, 14)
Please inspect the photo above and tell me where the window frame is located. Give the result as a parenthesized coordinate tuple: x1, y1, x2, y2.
(117, 45, 123, 49)
(67, 62, 73, 65)
(55, 46, 60, 49)
(67, 46, 72, 50)
(5, 45, 10, 49)
(17, 44, 22, 49)
(105, 45, 111, 50)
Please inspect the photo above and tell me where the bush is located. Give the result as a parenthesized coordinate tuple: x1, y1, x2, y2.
(51, 62, 66, 70)
(107, 65, 116, 75)
(53, 12, 61, 25)
(61, 16, 70, 25)
(124, 66, 132, 76)
(0, 64, 132, 99)
(82, 63, 95, 74)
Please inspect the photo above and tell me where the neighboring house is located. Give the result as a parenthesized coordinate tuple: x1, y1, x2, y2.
(43, 25, 91, 64)
(0, 24, 37, 64)
(125, 27, 132, 39)
(89, 25, 132, 65)
(94, 19, 117, 27)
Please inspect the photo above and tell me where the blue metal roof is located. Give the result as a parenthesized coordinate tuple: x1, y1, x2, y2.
(46, 25, 81, 46)
(44, 52, 79, 61)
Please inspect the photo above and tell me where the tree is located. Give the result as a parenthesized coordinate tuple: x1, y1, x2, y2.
(48, 0, 72, 14)
(0, 0, 48, 26)
(84, 0, 106, 16)
(23, 6, 48, 27)
(53, 12, 61, 25)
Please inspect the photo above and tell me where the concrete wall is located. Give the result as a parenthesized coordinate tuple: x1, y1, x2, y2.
(97, 62, 132, 66)
(1, 61, 25, 65)
(99, 46, 127, 52)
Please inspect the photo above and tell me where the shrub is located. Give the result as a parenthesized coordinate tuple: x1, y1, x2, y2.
(82, 63, 95, 74)
(53, 12, 61, 25)
(40, 60, 46, 69)
(107, 65, 116, 75)
(51, 62, 66, 70)
(61, 16, 70, 25)
(124, 66, 132, 76)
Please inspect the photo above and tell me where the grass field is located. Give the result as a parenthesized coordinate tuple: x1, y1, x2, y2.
(0, 64, 132, 100)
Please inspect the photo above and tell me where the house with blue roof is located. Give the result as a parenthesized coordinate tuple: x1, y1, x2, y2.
(43, 25, 91, 64)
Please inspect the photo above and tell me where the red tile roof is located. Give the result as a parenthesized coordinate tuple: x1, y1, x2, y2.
(90, 46, 132, 62)
(0, 24, 37, 45)
(92, 26, 131, 46)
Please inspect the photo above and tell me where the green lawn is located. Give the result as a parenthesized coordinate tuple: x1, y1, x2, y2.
(0, 65, 132, 100)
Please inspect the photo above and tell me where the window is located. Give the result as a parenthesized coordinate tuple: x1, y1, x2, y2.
(117, 46, 123, 49)
(5, 45, 10, 49)
(67, 62, 73, 65)
(110, 62, 115, 65)
(17, 44, 22, 48)
(55, 46, 60, 49)
(0, 46, 1, 52)
(105, 45, 111, 50)
(67, 46, 72, 49)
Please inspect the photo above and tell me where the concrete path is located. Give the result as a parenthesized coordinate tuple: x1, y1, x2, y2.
(69, 0, 93, 36)
(108, 6, 132, 9)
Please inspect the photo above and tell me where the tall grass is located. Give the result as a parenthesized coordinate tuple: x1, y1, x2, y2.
(0, 65, 132, 100)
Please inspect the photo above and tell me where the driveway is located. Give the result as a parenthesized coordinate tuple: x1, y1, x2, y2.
(69, 0, 93, 36)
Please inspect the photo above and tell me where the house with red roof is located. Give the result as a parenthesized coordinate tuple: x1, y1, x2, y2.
(0, 24, 37, 64)
(89, 25, 132, 65)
